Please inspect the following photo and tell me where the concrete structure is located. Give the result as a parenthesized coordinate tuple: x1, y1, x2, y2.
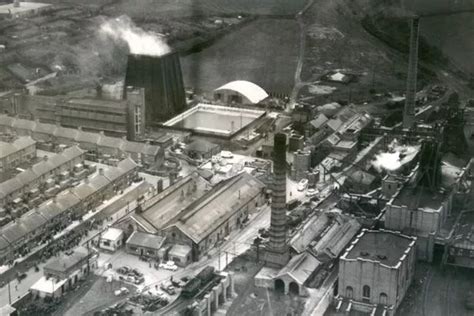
(335, 229, 417, 316)
(444, 210, 474, 269)
(403, 18, 420, 129)
(0, 136, 36, 172)
(184, 139, 221, 160)
(0, 115, 163, 167)
(264, 133, 290, 268)
(189, 271, 235, 316)
(0, 1, 52, 19)
(30, 247, 98, 298)
(213, 80, 269, 105)
(384, 157, 473, 261)
(0, 158, 138, 264)
(99, 228, 124, 252)
(291, 149, 311, 181)
(125, 231, 165, 259)
(124, 52, 186, 123)
(163, 103, 265, 138)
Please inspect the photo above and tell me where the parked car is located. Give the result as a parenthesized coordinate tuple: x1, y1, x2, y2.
(159, 261, 178, 271)
(160, 282, 176, 295)
(297, 179, 308, 191)
(220, 151, 234, 159)
(306, 188, 318, 197)
(134, 276, 145, 284)
(131, 269, 143, 277)
(117, 266, 132, 274)
(114, 287, 130, 296)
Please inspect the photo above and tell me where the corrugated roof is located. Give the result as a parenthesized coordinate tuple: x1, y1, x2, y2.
(0, 235, 10, 251)
(215, 80, 269, 104)
(171, 172, 265, 243)
(276, 252, 320, 285)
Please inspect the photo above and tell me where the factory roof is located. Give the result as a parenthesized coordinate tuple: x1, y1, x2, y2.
(342, 229, 416, 268)
(392, 183, 447, 211)
(290, 211, 361, 257)
(276, 252, 321, 285)
(126, 231, 165, 250)
(326, 119, 343, 132)
(215, 80, 269, 104)
(347, 170, 377, 186)
(140, 173, 211, 230)
(309, 113, 329, 130)
(168, 172, 265, 244)
(45, 247, 90, 273)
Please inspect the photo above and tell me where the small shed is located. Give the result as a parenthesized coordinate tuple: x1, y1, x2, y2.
(99, 228, 124, 252)
(168, 244, 192, 267)
(126, 231, 165, 258)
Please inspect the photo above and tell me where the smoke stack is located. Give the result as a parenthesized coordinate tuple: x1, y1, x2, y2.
(264, 133, 290, 268)
(403, 17, 419, 130)
(124, 52, 186, 123)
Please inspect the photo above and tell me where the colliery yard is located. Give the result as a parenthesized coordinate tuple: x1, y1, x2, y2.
(0, 1, 473, 316)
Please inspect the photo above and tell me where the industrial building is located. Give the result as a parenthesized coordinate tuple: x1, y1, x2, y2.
(0, 136, 36, 172)
(129, 171, 266, 262)
(9, 89, 146, 140)
(162, 103, 265, 139)
(335, 229, 417, 316)
(125, 231, 166, 259)
(213, 80, 269, 105)
(124, 52, 186, 123)
(0, 115, 163, 167)
(384, 149, 474, 261)
(444, 210, 474, 269)
(0, 1, 52, 19)
(30, 247, 98, 298)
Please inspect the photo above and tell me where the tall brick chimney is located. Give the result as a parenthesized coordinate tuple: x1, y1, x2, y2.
(264, 133, 290, 268)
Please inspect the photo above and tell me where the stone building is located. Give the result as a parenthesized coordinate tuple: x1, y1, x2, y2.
(335, 229, 417, 316)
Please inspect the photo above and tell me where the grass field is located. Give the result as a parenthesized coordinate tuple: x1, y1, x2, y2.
(181, 18, 300, 95)
(105, 0, 306, 18)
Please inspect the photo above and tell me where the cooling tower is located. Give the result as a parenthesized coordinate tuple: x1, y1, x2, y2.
(124, 52, 186, 123)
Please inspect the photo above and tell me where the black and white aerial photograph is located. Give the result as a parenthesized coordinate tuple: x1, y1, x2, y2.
(0, 0, 473, 315)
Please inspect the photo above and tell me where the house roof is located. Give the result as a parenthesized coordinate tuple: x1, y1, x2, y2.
(126, 231, 165, 250)
(101, 228, 123, 241)
(215, 80, 269, 104)
(45, 247, 89, 273)
(170, 172, 265, 244)
(0, 114, 14, 127)
(1, 221, 28, 244)
(0, 235, 10, 251)
(276, 252, 321, 285)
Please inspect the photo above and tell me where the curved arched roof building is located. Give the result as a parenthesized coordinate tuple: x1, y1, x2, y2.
(214, 80, 269, 105)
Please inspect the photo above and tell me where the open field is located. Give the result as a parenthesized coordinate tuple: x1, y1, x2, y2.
(181, 18, 300, 95)
(104, 0, 306, 18)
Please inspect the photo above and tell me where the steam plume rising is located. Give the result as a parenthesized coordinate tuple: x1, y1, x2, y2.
(372, 140, 420, 172)
(100, 15, 170, 57)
